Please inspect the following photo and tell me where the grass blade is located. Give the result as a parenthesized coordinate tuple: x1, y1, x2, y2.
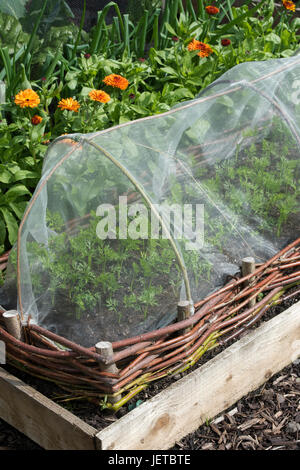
(71, 0, 86, 60)
(139, 10, 149, 57)
(153, 11, 159, 50)
(44, 48, 61, 81)
(0, 47, 12, 89)
(186, 0, 197, 21)
(219, 0, 267, 34)
(22, 0, 48, 74)
(90, 2, 125, 55)
(123, 14, 130, 55)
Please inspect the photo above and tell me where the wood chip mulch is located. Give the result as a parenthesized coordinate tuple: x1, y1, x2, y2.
(171, 360, 300, 451)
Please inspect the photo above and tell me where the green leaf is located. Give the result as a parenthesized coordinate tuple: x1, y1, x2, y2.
(67, 79, 78, 90)
(4, 184, 31, 202)
(218, 0, 268, 34)
(164, 22, 177, 37)
(31, 122, 46, 141)
(265, 32, 281, 45)
(0, 0, 26, 19)
(0, 207, 18, 245)
(0, 167, 12, 184)
(172, 88, 194, 100)
(215, 96, 234, 107)
(0, 219, 5, 244)
(160, 66, 178, 76)
(137, 92, 153, 107)
(13, 170, 39, 181)
(9, 201, 27, 219)
(280, 29, 291, 49)
(80, 86, 93, 96)
(280, 49, 294, 58)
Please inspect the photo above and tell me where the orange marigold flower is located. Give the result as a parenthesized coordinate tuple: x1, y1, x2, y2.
(14, 89, 40, 108)
(187, 39, 213, 57)
(282, 0, 296, 12)
(57, 97, 80, 112)
(31, 115, 43, 125)
(103, 74, 129, 90)
(205, 5, 219, 15)
(89, 89, 111, 103)
(187, 38, 202, 51)
(197, 44, 213, 58)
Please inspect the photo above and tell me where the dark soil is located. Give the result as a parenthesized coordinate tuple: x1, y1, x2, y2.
(0, 292, 299, 450)
(42, 269, 179, 348)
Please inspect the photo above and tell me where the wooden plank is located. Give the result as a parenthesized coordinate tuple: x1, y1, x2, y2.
(0, 367, 97, 450)
(96, 300, 300, 450)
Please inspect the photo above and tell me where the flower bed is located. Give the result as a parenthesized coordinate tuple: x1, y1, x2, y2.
(0, 0, 299, 253)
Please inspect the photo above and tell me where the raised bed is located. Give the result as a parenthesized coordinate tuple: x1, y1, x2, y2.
(0, 299, 299, 450)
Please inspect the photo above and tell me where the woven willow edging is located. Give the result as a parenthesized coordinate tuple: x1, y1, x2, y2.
(1, 237, 300, 410)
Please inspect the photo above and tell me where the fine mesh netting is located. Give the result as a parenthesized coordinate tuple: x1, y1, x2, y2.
(2, 54, 300, 347)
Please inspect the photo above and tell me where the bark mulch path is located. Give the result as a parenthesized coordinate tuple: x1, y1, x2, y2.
(172, 360, 300, 451)
(0, 360, 299, 450)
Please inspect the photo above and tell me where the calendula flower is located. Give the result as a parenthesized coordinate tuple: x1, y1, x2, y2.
(187, 39, 213, 57)
(31, 115, 43, 125)
(14, 89, 40, 108)
(197, 44, 213, 58)
(221, 38, 231, 47)
(103, 74, 129, 90)
(187, 38, 202, 51)
(89, 89, 111, 103)
(57, 97, 80, 112)
(282, 0, 296, 12)
(205, 5, 219, 15)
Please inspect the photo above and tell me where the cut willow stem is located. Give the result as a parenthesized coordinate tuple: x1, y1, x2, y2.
(177, 301, 191, 335)
(2, 311, 22, 341)
(86, 139, 192, 303)
(95, 341, 121, 404)
(242, 257, 256, 308)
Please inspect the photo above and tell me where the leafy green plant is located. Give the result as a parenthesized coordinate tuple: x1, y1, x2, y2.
(0, 0, 27, 19)
(202, 118, 300, 237)
(0, 0, 300, 255)
(23, 210, 183, 331)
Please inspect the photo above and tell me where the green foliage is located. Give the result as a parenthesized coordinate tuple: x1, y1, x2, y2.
(27, 212, 182, 321)
(0, 12, 29, 53)
(0, 0, 299, 254)
(20, 0, 74, 35)
(0, 0, 26, 19)
(0, 117, 43, 249)
(203, 119, 300, 237)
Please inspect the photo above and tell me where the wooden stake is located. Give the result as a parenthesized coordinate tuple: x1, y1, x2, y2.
(95, 341, 121, 404)
(2, 310, 22, 341)
(242, 257, 256, 308)
(177, 301, 191, 335)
